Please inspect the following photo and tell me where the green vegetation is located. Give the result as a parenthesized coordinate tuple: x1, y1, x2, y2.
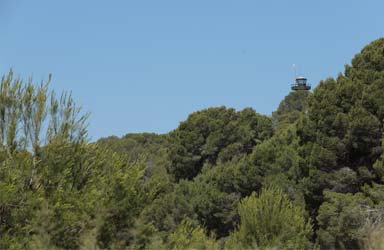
(227, 186, 313, 250)
(1, 38, 384, 249)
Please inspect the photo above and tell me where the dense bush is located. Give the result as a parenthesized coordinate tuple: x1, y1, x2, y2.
(2, 38, 384, 249)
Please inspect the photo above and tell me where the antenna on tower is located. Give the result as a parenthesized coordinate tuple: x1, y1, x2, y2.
(292, 64, 297, 80)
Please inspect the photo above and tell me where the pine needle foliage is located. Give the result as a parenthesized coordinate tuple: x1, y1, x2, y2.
(227, 186, 313, 250)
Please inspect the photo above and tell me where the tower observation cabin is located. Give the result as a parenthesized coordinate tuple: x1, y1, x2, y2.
(291, 76, 311, 91)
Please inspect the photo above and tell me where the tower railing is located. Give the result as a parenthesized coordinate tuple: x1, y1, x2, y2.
(291, 83, 311, 91)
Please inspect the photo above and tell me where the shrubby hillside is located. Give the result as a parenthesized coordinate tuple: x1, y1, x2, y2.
(1, 38, 384, 249)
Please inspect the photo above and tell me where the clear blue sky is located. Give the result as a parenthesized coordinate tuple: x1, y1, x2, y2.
(0, 1, 383, 140)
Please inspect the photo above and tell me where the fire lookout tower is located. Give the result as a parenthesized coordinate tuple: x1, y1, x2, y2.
(291, 76, 311, 91)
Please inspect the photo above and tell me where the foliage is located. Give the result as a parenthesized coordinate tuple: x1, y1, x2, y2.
(316, 191, 372, 250)
(164, 218, 219, 250)
(167, 106, 272, 180)
(226, 186, 313, 250)
(272, 90, 310, 131)
(3, 38, 384, 250)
